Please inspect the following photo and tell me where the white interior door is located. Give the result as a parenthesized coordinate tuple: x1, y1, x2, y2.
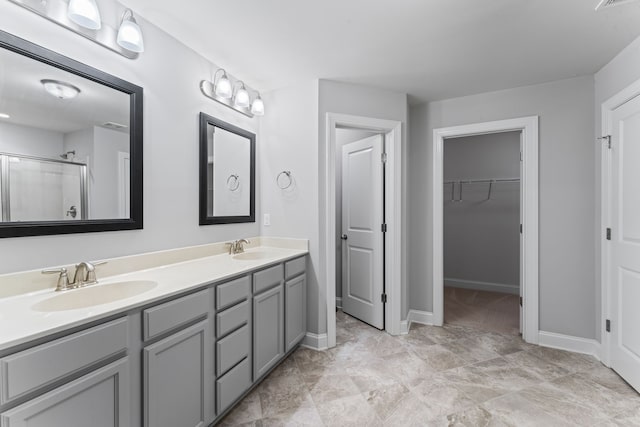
(519, 133, 524, 334)
(341, 134, 384, 329)
(609, 94, 640, 392)
(118, 151, 130, 218)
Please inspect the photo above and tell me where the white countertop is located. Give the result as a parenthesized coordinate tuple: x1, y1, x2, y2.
(0, 245, 307, 352)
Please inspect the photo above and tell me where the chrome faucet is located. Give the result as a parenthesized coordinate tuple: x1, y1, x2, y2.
(226, 239, 251, 255)
(42, 261, 107, 291)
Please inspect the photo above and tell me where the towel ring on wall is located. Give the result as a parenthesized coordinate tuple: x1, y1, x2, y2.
(276, 171, 292, 189)
(226, 174, 240, 191)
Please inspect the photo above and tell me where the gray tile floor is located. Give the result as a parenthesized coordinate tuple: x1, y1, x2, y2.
(218, 311, 640, 426)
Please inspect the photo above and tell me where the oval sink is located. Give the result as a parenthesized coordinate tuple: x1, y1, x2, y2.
(232, 251, 272, 261)
(32, 280, 158, 312)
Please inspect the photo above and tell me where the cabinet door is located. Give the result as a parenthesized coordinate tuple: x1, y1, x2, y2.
(285, 274, 307, 352)
(253, 284, 284, 379)
(0, 358, 129, 427)
(143, 320, 212, 427)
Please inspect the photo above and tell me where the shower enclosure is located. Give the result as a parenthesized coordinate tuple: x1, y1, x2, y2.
(0, 153, 88, 222)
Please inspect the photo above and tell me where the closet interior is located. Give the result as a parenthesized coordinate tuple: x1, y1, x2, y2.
(443, 131, 521, 335)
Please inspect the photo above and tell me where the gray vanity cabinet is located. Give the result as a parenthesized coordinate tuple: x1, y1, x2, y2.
(253, 283, 285, 379)
(285, 273, 307, 352)
(143, 319, 212, 427)
(0, 357, 130, 427)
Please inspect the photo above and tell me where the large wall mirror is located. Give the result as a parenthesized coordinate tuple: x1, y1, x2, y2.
(0, 30, 143, 238)
(199, 113, 255, 225)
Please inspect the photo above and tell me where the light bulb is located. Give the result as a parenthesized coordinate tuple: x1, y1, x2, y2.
(67, 0, 102, 30)
(117, 11, 145, 53)
(251, 96, 265, 116)
(234, 87, 250, 108)
(215, 75, 232, 99)
(41, 80, 81, 99)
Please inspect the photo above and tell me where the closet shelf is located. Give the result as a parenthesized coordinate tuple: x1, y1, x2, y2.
(444, 178, 519, 202)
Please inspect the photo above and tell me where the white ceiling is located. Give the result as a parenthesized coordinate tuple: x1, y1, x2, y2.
(121, 0, 640, 104)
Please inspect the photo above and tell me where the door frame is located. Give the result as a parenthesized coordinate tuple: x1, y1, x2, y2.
(326, 113, 403, 348)
(600, 77, 640, 366)
(432, 116, 539, 344)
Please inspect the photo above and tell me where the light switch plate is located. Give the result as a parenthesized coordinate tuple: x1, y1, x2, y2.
(263, 214, 271, 226)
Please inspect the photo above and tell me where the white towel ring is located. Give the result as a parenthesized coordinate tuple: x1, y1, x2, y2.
(276, 171, 292, 189)
(226, 174, 240, 191)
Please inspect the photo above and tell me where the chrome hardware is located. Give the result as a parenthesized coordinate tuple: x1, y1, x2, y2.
(341, 234, 348, 240)
(73, 261, 107, 287)
(276, 171, 293, 189)
(227, 239, 251, 254)
(42, 267, 71, 292)
(66, 205, 77, 218)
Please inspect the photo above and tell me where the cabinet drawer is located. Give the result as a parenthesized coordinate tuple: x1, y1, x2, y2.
(143, 289, 209, 341)
(253, 264, 283, 294)
(285, 257, 306, 279)
(216, 357, 251, 414)
(0, 317, 128, 405)
(216, 325, 249, 377)
(216, 300, 249, 338)
(216, 276, 250, 310)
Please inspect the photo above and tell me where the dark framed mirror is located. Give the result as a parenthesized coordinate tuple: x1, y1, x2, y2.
(199, 113, 255, 225)
(0, 30, 143, 238)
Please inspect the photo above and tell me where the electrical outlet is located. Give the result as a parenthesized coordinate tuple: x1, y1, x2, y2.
(263, 213, 271, 226)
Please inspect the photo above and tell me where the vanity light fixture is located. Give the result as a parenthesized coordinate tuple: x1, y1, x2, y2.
(0, 113, 10, 119)
(117, 9, 145, 53)
(200, 70, 264, 117)
(41, 79, 81, 100)
(213, 69, 232, 99)
(67, 0, 102, 30)
(233, 81, 250, 108)
(8, 0, 143, 59)
(251, 94, 265, 116)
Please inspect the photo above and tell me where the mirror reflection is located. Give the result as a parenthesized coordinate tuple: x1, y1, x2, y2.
(200, 113, 255, 225)
(0, 40, 131, 223)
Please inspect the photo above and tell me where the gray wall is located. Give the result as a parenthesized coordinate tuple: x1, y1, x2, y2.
(444, 132, 520, 294)
(593, 34, 640, 341)
(408, 75, 596, 339)
(0, 4, 260, 275)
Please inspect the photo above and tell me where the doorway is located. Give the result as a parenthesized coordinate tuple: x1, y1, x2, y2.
(432, 116, 539, 344)
(325, 113, 403, 348)
(442, 131, 522, 335)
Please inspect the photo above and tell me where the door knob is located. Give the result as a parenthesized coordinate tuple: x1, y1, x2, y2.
(341, 234, 348, 240)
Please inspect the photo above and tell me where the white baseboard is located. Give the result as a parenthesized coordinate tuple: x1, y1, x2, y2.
(445, 278, 519, 295)
(336, 297, 342, 309)
(300, 332, 328, 351)
(538, 331, 601, 360)
(407, 309, 435, 331)
(400, 320, 409, 335)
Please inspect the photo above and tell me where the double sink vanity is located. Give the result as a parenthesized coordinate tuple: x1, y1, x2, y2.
(0, 238, 308, 426)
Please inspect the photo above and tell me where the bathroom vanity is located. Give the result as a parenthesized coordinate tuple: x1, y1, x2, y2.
(0, 241, 307, 427)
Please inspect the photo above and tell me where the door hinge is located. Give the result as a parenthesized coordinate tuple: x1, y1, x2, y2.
(520, 151, 523, 161)
(519, 296, 523, 307)
(606, 228, 611, 240)
(606, 319, 611, 333)
(520, 224, 523, 234)
(381, 152, 387, 163)
(381, 293, 387, 303)
(598, 135, 612, 149)
(381, 223, 387, 233)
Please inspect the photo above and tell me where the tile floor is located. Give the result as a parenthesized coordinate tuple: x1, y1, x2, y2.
(444, 286, 520, 335)
(219, 311, 640, 426)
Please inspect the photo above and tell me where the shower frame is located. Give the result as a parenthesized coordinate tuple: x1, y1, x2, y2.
(0, 152, 88, 222)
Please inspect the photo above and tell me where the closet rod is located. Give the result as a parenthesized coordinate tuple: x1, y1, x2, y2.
(443, 178, 520, 185)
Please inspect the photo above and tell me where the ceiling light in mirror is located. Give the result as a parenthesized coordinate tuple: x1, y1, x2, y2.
(117, 9, 145, 53)
(0, 113, 10, 119)
(67, 0, 102, 30)
(41, 79, 81, 99)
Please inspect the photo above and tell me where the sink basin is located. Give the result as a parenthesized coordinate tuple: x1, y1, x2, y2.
(232, 251, 273, 261)
(32, 280, 158, 312)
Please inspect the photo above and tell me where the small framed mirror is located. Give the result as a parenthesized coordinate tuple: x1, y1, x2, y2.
(0, 30, 143, 238)
(199, 113, 255, 225)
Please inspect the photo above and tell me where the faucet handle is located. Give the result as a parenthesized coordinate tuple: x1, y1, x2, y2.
(85, 261, 107, 284)
(225, 242, 235, 255)
(42, 267, 71, 292)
